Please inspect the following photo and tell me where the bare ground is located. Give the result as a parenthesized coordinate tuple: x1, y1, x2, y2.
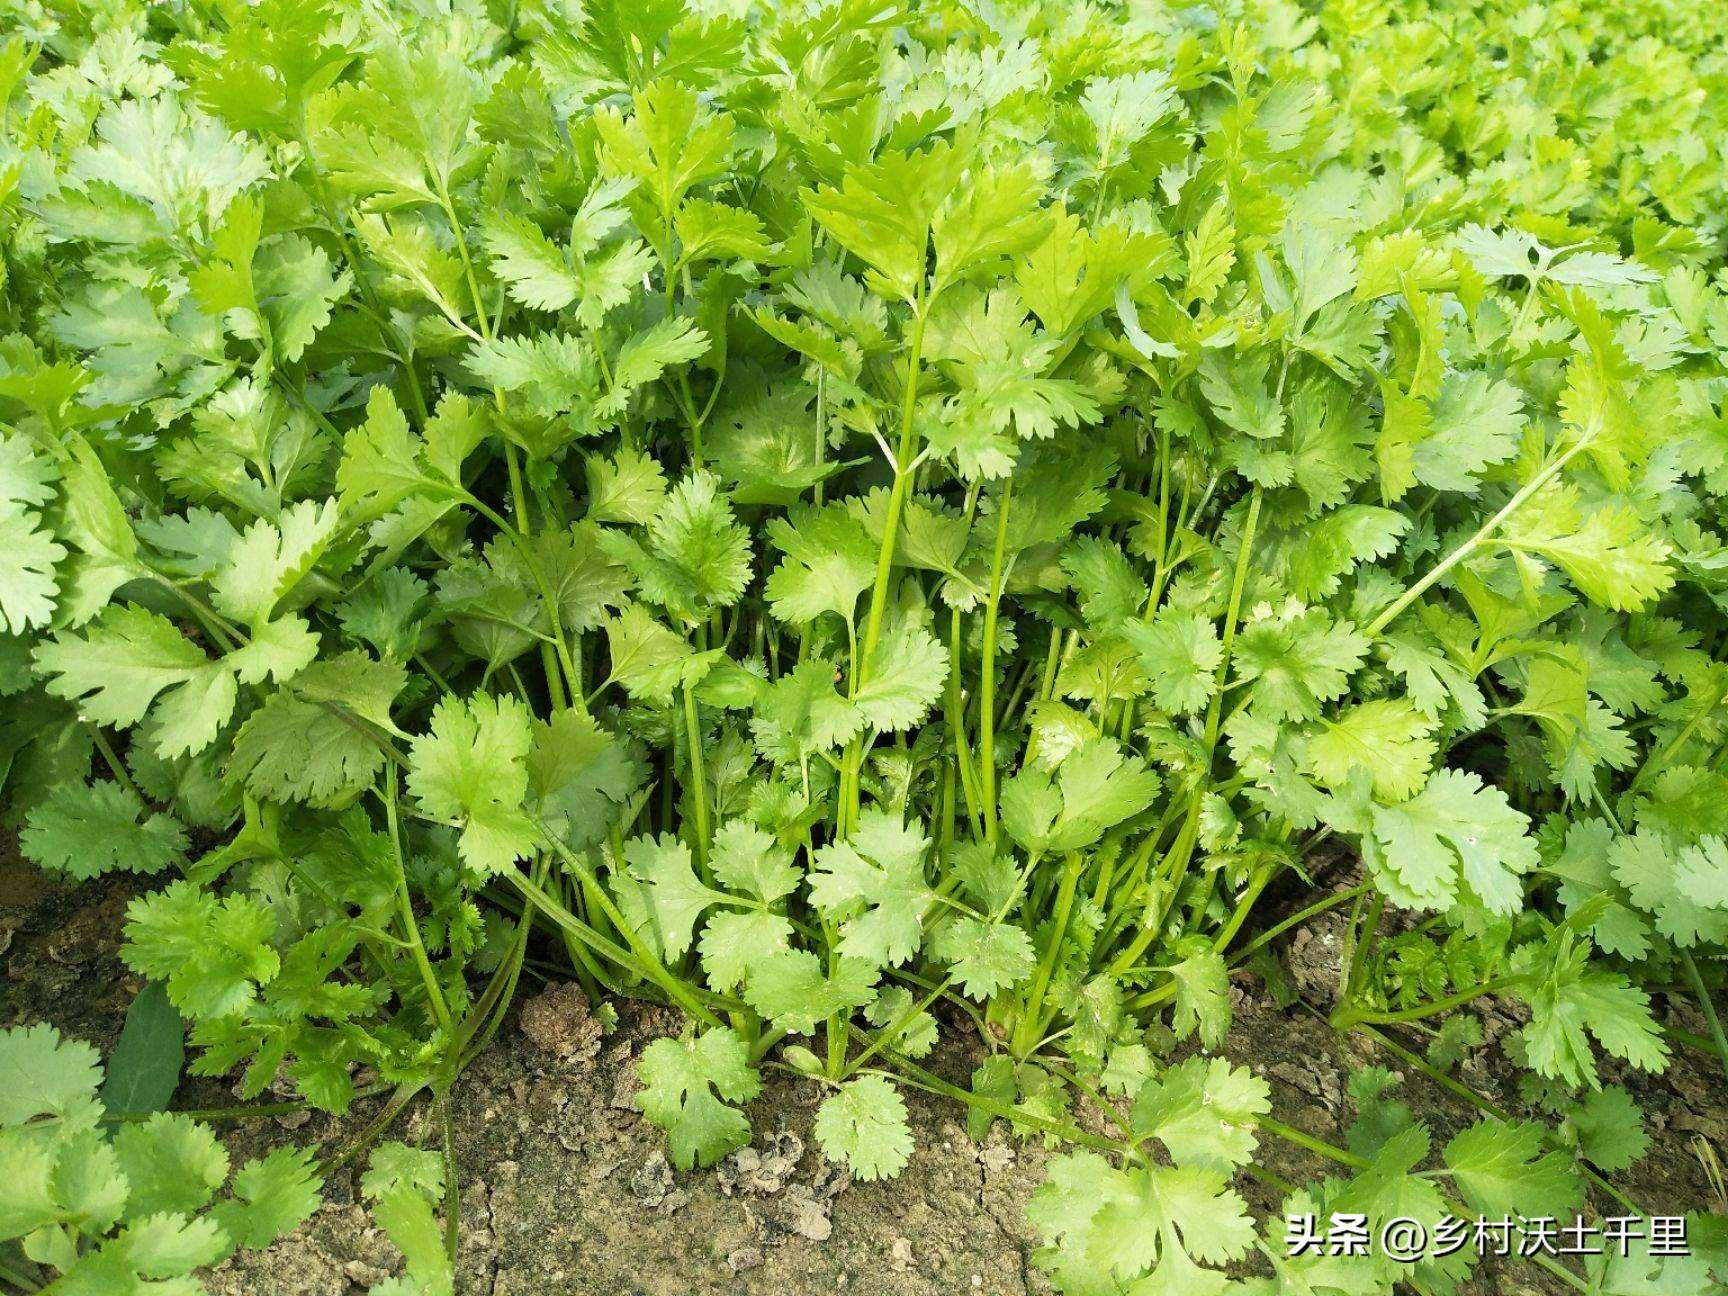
(4, 856, 1725, 1296)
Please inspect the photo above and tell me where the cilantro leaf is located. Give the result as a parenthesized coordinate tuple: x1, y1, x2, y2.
(813, 1076, 913, 1181)
(636, 1027, 761, 1170)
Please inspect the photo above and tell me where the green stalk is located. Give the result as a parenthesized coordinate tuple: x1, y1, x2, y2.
(1679, 950, 1728, 1087)
(1223, 882, 1369, 965)
(978, 477, 1015, 843)
(946, 606, 983, 836)
(839, 294, 931, 832)
(383, 770, 454, 1036)
(523, 840, 724, 1028)
(1365, 441, 1585, 637)
(0, 1257, 41, 1294)
(439, 1089, 461, 1267)
(844, 973, 955, 1077)
(1110, 485, 1263, 969)
(1330, 977, 1517, 1030)
(85, 724, 144, 803)
(682, 680, 711, 875)
(1338, 891, 1383, 1004)
(1200, 488, 1262, 756)
(1013, 853, 1081, 1056)
(317, 1081, 425, 1176)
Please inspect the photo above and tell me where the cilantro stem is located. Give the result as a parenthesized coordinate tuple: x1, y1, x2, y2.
(843, 973, 955, 1078)
(946, 606, 984, 837)
(383, 770, 454, 1036)
(0, 1257, 41, 1293)
(318, 1082, 424, 1176)
(871, 1045, 1120, 1156)
(1013, 852, 1082, 1056)
(440, 1089, 461, 1267)
(978, 476, 1015, 843)
(681, 680, 711, 874)
(524, 839, 725, 1028)
(1254, 1114, 1366, 1170)
(1331, 976, 1517, 1029)
(1116, 483, 1264, 961)
(84, 723, 144, 804)
(1366, 441, 1585, 637)
(840, 292, 931, 832)
(1220, 881, 1370, 966)
(1678, 949, 1728, 1087)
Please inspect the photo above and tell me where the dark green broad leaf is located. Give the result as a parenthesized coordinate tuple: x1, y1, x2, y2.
(101, 981, 186, 1118)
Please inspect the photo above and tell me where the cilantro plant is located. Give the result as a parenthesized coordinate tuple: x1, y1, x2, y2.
(0, 1025, 320, 1292)
(3, 0, 1728, 1292)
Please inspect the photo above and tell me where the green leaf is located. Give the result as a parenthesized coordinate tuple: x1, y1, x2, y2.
(208, 1147, 322, 1253)
(1500, 482, 1673, 612)
(804, 143, 960, 303)
(764, 504, 876, 625)
(123, 881, 279, 1020)
(1027, 1152, 1254, 1295)
(1514, 938, 1669, 1088)
(1567, 1086, 1650, 1173)
(624, 833, 727, 960)
(0, 429, 65, 634)
(586, 447, 668, 525)
(208, 499, 339, 627)
(1444, 1118, 1581, 1219)
(407, 694, 538, 874)
(34, 606, 214, 734)
(361, 1143, 445, 1202)
(931, 918, 1036, 998)
(0, 1024, 103, 1125)
(1233, 606, 1369, 723)
(809, 812, 933, 968)
(1000, 738, 1160, 855)
(229, 653, 407, 809)
(1165, 936, 1231, 1050)
(741, 949, 876, 1035)
(21, 781, 188, 880)
(600, 471, 751, 625)
(1361, 769, 1539, 913)
(1119, 612, 1221, 716)
(813, 1076, 912, 1181)
(853, 623, 949, 732)
(1305, 699, 1436, 802)
(101, 984, 185, 1119)
(112, 1114, 227, 1220)
(636, 1027, 760, 1170)
(1129, 1057, 1270, 1172)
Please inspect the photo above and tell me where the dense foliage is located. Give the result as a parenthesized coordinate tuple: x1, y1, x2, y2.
(3, 0, 1728, 1291)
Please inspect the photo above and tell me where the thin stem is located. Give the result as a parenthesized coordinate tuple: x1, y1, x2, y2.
(838, 295, 931, 831)
(85, 724, 144, 803)
(1366, 444, 1583, 637)
(682, 680, 711, 874)
(1014, 853, 1081, 1055)
(317, 1082, 424, 1176)
(521, 840, 725, 1028)
(979, 477, 1015, 843)
(440, 1090, 461, 1268)
(1333, 977, 1516, 1029)
(383, 771, 455, 1035)
(1679, 950, 1728, 1087)
(1227, 882, 1370, 965)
